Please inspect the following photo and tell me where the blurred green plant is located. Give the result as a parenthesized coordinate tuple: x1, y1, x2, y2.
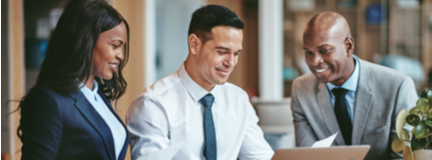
(392, 89, 432, 160)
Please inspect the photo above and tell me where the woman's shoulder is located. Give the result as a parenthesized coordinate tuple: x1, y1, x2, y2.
(26, 86, 65, 98)
(23, 86, 73, 107)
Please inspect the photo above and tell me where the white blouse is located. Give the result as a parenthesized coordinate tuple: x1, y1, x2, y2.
(80, 81, 126, 159)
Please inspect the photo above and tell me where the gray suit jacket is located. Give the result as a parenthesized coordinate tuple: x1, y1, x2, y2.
(291, 58, 418, 160)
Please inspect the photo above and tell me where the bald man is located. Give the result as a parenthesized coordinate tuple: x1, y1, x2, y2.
(291, 12, 418, 160)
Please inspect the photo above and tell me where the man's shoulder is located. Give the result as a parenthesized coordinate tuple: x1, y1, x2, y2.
(359, 59, 411, 83)
(136, 72, 183, 100)
(221, 82, 248, 94)
(127, 72, 184, 114)
(217, 82, 250, 100)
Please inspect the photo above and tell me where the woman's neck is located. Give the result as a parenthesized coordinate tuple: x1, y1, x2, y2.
(84, 76, 95, 90)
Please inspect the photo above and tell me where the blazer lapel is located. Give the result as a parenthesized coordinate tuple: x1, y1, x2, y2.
(351, 59, 374, 145)
(69, 90, 115, 160)
(317, 83, 346, 145)
(97, 90, 130, 159)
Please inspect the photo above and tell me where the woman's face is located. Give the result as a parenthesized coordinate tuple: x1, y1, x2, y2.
(92, 22, 127, 80)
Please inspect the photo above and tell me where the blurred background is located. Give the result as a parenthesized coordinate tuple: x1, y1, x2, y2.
(2, 0, 432, 159)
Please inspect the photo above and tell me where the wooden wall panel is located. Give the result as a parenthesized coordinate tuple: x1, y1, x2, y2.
(1, 0, 11, 155)
(242, 9, 259, 96)
(9, 0, 25, 159)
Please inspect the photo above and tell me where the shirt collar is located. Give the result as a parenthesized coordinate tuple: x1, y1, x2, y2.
(178, 63, 219, 104)
(79, 80, 99, 100)
(326, 56, 360, 92)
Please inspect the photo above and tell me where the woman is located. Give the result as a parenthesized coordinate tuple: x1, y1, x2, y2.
(17, 0, 130, 159)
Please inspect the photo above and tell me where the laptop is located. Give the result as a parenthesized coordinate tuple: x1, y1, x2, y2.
(271, 145, 371, 160)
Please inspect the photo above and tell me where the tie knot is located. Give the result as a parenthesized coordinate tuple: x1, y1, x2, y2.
(200, 94, 214, 107)
(332, 88, 349, 97)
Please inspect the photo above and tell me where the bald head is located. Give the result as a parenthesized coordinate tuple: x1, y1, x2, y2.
(304, 12, 352, 42)
(302, 12, 355, 86)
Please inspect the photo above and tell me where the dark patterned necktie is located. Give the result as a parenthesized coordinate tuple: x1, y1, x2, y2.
(332, 88, 352, 145)
(200, 94, 217, 160)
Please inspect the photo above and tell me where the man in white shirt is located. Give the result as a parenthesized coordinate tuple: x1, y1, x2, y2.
(126, 5, 274, 160)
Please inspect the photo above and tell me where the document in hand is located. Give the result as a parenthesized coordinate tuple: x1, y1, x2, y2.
(272, 132, 371, 160)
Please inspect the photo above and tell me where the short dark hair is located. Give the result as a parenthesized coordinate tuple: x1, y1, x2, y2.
(188, 5, 244, 44)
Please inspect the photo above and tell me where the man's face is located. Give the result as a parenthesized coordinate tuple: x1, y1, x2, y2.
(303, 31, 352, 85)
(196, 26, 243, 86)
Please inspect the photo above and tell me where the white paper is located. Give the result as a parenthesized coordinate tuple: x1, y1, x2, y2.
(311, 132, 338, 148)
(137, 123, 185, 160)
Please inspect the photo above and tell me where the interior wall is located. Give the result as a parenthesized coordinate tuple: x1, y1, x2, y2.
(2, 0, 11, 154)
(9, 0, 25, 159)
(155, 0, 204, 80)
(242, 0, 260, 97)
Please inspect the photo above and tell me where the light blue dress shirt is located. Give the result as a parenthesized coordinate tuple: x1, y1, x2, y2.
(326, 57, 360, 123)
(80, 81, 126, 160)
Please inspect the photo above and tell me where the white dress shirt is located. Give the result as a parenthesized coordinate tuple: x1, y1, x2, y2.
(126, 64, 274, 160)
(80, 81, 127, 160)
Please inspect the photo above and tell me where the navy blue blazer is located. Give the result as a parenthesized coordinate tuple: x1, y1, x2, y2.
(20, 86, 129, 160)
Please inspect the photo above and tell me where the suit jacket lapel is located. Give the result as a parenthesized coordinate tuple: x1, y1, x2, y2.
(317, 83, 346, 145)
(97, 90, 130, 159)
(351, 59, 374, 145)
(69, 90, 115, 160)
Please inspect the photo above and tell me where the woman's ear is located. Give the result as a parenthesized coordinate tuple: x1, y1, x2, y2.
(344, 37, 355, 57)
(188, 34, 201, 55)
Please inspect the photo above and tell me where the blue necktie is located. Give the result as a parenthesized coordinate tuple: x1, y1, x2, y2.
(332, 88, 352, 145)
(200, 94, 217, 160)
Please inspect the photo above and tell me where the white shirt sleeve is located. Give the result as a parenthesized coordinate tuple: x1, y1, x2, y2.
(126, 95, 170, 160)
(238, 99, 275, 160)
